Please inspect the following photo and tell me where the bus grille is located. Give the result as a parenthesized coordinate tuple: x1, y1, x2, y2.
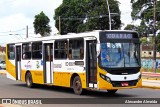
(111, 80, 138, 87)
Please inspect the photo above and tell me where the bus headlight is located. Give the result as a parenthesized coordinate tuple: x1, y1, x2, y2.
(99, 73, 111, 83)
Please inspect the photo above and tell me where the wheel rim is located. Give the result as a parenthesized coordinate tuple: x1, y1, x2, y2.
(74, 80, 81, 91)
(27, 76, 31, 86)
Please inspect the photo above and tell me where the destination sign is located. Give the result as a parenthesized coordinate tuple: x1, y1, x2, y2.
(106, 33, 133, 39)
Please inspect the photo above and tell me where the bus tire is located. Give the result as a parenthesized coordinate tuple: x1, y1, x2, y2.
(26, 72, 34, 88)
(73, 76, 83, 95)
(107, 90, 118, 94)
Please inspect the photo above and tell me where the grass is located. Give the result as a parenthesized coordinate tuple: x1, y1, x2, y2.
(141, 68, 160, 73)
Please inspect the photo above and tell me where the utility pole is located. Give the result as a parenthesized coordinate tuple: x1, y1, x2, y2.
(153, 0, 156, 73)
(59, 16, 61, 34)
(106, 0, 111, 30)
(26, 25, 28, 38)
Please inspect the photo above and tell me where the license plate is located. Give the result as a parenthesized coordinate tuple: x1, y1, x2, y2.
(121, 82, 129, 86)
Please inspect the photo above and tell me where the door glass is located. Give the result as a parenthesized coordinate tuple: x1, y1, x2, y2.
(46, 44, 53, 61)
(17, 47, 21, 61)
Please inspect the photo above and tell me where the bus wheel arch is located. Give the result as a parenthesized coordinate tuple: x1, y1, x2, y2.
(25, 71, 34, 88)
(70, 73, 83, 95)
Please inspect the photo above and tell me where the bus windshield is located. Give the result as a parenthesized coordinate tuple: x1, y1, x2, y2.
(100, 42, 140, 68)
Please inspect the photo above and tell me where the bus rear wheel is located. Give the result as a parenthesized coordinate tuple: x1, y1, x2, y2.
(26, 72, 34, 88)
(73, 76, 83, 95)
(107, 90, 118, 94)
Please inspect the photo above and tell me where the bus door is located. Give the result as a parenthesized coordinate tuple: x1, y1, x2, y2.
(43, 43, 53, 84)
(86, 40, 97, 88)
(15, 45, 21, 80)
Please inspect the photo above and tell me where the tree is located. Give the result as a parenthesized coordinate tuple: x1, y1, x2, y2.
(124, 23, 147, 37)
(156, 33, 160, 52)
(131, 0, 160, 50)
(124, 24, 136, 30)
(54, 0, 121, 35)
(131, 0, 160, 33)
(140, 37, 148, 44)
(33, 11, 51, 36)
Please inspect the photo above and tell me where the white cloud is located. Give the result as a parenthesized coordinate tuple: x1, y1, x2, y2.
(118, 0, 132, 28)
(0, 0, 62, 46)
(118, 0, 141, 28)
(0, 14, 30, 31)
(0, 0, 140, 46)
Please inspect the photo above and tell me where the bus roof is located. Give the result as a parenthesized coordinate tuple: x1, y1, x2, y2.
(6, 30, 138, 44)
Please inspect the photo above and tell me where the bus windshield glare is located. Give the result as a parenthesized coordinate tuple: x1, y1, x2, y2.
(100, 42, 140, 68)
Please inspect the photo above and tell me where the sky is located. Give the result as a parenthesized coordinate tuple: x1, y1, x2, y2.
(0, 0, 138, 46)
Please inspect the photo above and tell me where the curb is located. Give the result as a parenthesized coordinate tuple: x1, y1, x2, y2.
(0, 104, 22, 107)
(0, 72, 6, 76)
(142, 77, 160, 80)
(0, 70, 6, 76)
(0, 104, 39, 107)
(142, 85, 160, 89)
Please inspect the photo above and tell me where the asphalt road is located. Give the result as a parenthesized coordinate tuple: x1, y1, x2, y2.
(0, 75, 160, 107)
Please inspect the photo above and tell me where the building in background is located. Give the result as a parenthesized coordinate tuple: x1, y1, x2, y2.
(141, 44, 160, 69)
(141, 44, 160, 58)
(0, 46, 6, 61)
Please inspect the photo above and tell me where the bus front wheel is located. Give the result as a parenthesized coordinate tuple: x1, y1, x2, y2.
(73, 76, 83, 95)
(107, 90, 118, 94)
(26, 72, 34, 88)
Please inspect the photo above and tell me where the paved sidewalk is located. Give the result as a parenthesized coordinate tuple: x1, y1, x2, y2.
(141, 72, 160, 89)
(0, 104, 39, 107)
(0, 70, 6, 75)
(142, 79, 160, 89)
(0, 104, 23, 107)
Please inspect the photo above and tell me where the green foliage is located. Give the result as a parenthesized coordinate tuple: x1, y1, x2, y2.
(54, 0, 121, 35)
(124, 23, 147, 37)
(142, 68, 160, 73)
(131, 0, 160, 21)
(124, 24, 136, 30)
(131, 0, 160, 53)
(140, 37, 148, 44)
(33, 11, 51, 36)
(131, 0, 160, 32)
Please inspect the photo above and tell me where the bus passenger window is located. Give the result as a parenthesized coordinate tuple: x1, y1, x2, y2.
(80, 48, 84, 59)
(8, 44, 15, 60)
(69, 38, 84, 60)
(54, 40, 68, 59)
(32, 42, 42, 59)
(22, 43, 31, 59)
(23, 53, 26, 59)
(68, 50, 72, 59)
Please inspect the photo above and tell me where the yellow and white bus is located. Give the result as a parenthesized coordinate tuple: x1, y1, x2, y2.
(6, 30, 142, 95)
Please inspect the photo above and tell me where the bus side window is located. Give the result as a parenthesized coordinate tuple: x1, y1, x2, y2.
(23, 53, 26, 59)
(69, 38, 84, 60)
(32, 42, 42, 59)
(54, 40, 68, 59)
(68, 50, 72, 59)
(22, 43, 31, 59)
(8, 44, 15, 60)
(80, 48, 84, 59)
